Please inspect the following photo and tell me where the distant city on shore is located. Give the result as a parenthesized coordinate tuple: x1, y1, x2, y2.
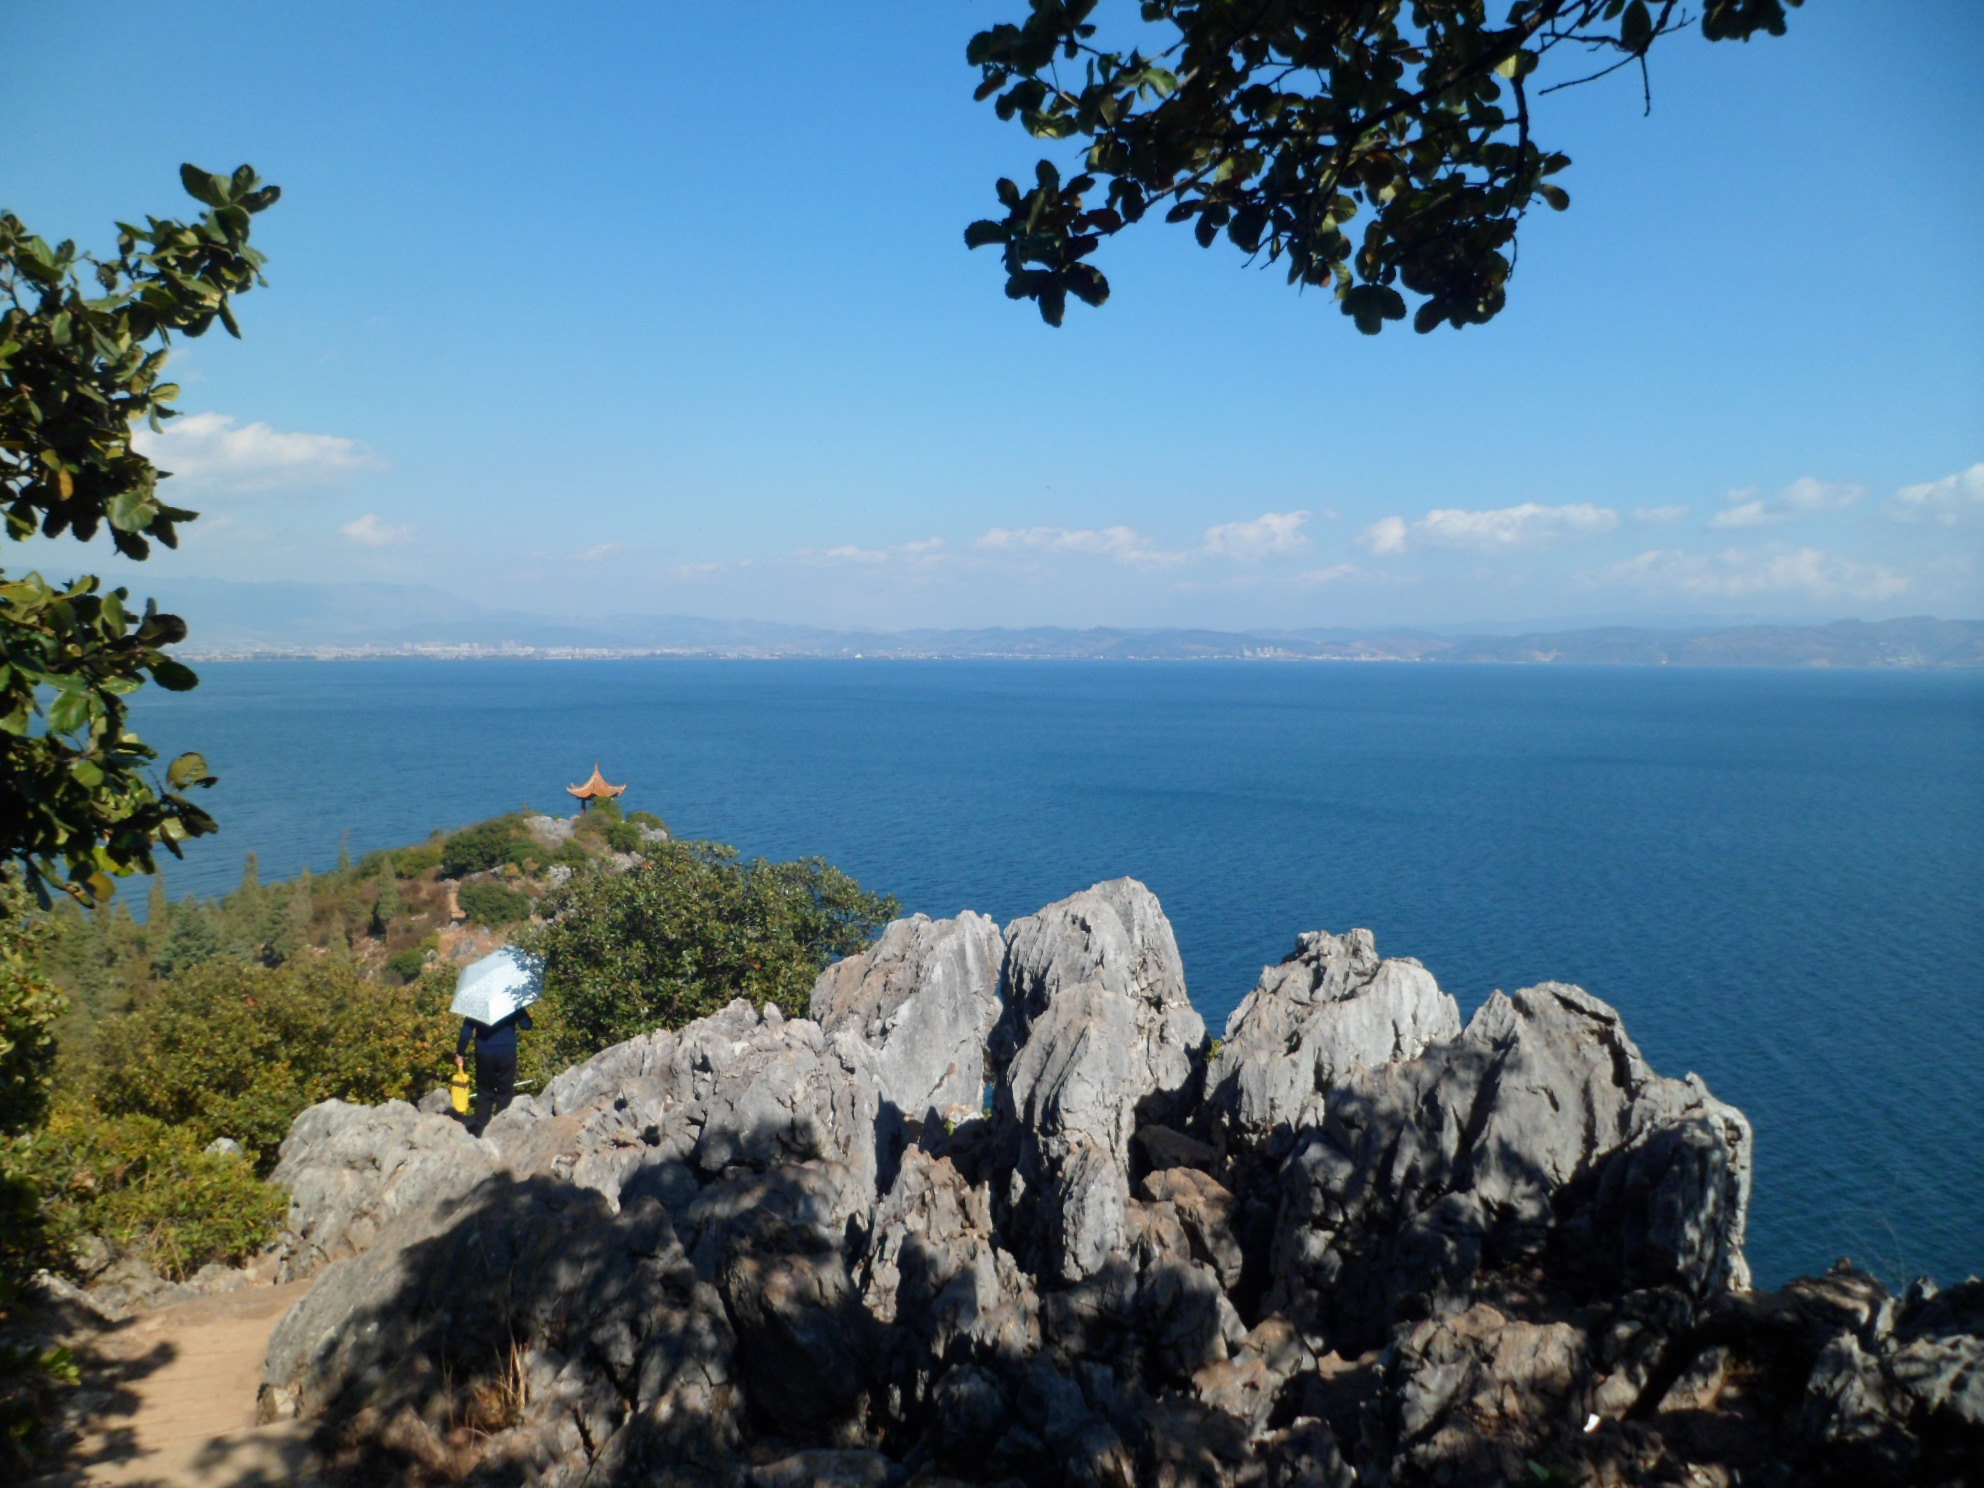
(154, 580, 1982, 668)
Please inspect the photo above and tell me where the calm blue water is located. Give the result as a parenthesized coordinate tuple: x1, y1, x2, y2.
(131, 660, 1983, 1290)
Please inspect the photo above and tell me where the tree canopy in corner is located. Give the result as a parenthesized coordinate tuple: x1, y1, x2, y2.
(965, 0, 1801, 330)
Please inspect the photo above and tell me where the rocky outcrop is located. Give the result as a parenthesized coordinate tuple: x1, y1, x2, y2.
(997, 881, 1207, 1284)
(257, 884, 1979, 1488)
(1269, 982, 1753, 1350)
(811, 910, 1003, 1123)
(269, 1097, 500, 1282)
(1207, 928, 1460, 1153)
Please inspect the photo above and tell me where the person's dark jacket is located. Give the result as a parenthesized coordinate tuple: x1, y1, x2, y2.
(458, 1008, 532, 1058)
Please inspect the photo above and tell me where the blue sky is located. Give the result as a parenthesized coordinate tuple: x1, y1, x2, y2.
(6, 1, 1980, 630)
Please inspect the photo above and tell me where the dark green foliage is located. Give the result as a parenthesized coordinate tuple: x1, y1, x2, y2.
(386, 947, 429, 984)
(627, 810, 667, 832)
(457, 881, 532, 927)
(966, 0, 1800, 331)
(2, 165, 278, 903)
(604, 820, 643, 853)
(148, 897, 225, 979)
(370, 863, 401, 935)
(440, 816, 533, 877)
(0, 886, 61, 1138)
(521, 841, 897, 1075)
(11, 1108, 285, 1280)
(92, 958, 457, 1169)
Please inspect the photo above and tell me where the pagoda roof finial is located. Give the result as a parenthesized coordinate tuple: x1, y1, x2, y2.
(566, 763, 626, 800)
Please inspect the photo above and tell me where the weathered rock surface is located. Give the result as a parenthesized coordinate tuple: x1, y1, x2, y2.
(1269, 981, 1752, 1350)
(269, 1098, 499, 1282)
(255, 887, 1977, 1488)
(811, 910, 1003, 1123)
(997, 881, 1207, 1284)
(1208, 928, 1460, 1153)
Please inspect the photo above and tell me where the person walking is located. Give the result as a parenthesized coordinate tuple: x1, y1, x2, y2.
(457, 1005, 531, 1136)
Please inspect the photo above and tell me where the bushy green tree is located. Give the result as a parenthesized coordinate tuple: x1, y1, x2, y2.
(92, 958, 457, 1168)
(14, 1108, 284, 1280)
(440, 816, 531, 877)
(2, 164, 277, 904)
(966, 0, 1800, 331)
(370, 859, 401, 935)
(522, 842, 897, 1075)
(457, 880, 532, 927)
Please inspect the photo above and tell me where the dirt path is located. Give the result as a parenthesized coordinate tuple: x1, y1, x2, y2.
(49, 1280, 324, 1488)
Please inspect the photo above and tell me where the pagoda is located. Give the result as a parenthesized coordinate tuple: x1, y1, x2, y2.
(566, 763, 627, 813)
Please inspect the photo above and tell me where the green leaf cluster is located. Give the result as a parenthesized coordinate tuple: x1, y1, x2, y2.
(6, 1108, 285, 1281)
(965, 0, 1800, 331)
(456, 880, 534, 927)
(520, 840, 898, 1077)
(2, 164, 278, 903)
(87, 957, 458, 1170)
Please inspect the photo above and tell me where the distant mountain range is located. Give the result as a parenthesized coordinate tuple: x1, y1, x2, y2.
(149, 579, 1983, 668)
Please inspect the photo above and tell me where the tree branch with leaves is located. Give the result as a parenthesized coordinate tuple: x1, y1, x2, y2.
(1, 165, 279, 904)
(964, 0, 1801, 330)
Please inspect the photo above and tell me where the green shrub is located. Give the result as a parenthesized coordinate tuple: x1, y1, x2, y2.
(392, 841, 443, 878)
(552, 839, 590, 868)
(626, 810, 667, 832)
(440, 817, 532, 878)
(0, 892, 62, 1141)
(604, 821, 643, 853)
(457, 881, 533, 927)
(92, 958, 456, 1169)
(520, 840, 896, 1076)
(386, 947, 429, 983)
(13, 1106, 285, 1280)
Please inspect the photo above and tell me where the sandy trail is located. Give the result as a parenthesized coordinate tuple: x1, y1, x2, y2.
(48, 1279, 322, 1488)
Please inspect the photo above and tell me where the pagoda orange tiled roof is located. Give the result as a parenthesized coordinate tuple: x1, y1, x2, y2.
(566, 764, 627, 800)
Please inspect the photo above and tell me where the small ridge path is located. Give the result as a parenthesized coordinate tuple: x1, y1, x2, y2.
(55, 1279, 321, 1488)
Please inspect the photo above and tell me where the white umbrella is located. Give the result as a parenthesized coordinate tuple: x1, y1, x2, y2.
(450, 946, 544, 1026)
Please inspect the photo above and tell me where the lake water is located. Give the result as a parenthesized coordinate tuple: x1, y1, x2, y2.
(131, 659, 1984, 1290)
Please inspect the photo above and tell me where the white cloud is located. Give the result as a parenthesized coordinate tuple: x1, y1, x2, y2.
(1708, 477, 1862, 530)
(799, 537, 948, 568)
(1200, 510, 1312, 562)
(133, 411, 377, 490)
(1887, 462, 1984, 525)
(578, 542, 623, 561)
(1361, 502, 1618, 554)
(341, 513, 411, 546)
(974, 525, 1186, 568)
(1590, 546, 1910, 600)
(1296, 562, 1363, 585)
(1634, 505, 1691, 523)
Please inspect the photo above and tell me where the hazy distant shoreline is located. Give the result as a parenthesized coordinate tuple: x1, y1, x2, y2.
(172, 617, 1984, 669)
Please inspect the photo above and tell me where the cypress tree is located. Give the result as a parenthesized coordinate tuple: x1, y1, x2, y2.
(370, 857, 401, 937)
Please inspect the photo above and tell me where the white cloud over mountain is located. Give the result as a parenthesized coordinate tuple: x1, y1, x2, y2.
(1592, 546, 1909, 600)
(1361, 502, 1618, 554)
(341, 513, 411, 546)
(1887, 462, 1984, 525)
(1201, 510, 1313, 561)
(133, 412, 377, 491)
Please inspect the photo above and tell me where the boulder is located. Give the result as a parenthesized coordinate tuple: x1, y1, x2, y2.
(270, 1098, 500, 1282)
(1269, 982, 1751, 1349)
(811, 910, 1004, 1122)
(1207, 928, 1460, 1152)
(997, 881, 1205, 1284)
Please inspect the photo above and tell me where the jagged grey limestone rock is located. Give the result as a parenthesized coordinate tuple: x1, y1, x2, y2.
(810, 910, 1004, 1122)
(1207, 928, 1460, 1151)
(1269, 981, 1752, 1349)
(998, 881, 1206, 1284)
(252, 881, 1981, 1488)
(269, 1098, 500, 1282)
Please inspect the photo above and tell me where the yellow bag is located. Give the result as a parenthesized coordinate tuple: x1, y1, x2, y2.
(450, 1069, 472, 1115)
